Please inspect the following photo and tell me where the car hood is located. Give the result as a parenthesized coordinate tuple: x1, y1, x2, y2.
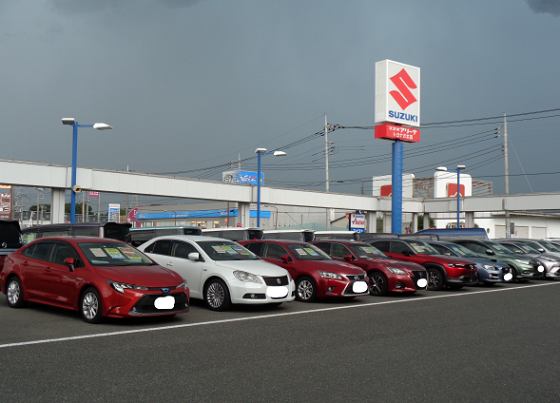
(380, 258, 425, 271)
(463, 257, 509, 268)
(214, 259, 289, 277)
(94, 265, 182, 287)
(294, 259, 365, 274)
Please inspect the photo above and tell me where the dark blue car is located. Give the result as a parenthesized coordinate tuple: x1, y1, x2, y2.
(428, 241, 512, 284)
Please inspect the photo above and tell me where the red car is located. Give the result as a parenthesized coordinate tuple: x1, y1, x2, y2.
(239, 240, 369, 302)
(312, 240, 428, 295)
(367, 238, 478, 291)
(0, 237, 189, 323)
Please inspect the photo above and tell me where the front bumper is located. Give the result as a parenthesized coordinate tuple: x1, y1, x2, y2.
(229, 277, 296, 305)
(106, 290, 190, 318)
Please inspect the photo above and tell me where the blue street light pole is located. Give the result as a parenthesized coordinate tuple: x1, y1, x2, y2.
(456, 165, 466, 228)
(255, 148, 286, 227)
(62, 118, 112, 223)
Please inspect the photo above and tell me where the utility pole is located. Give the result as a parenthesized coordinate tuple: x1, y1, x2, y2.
(125, 165, 129, 220)
(504, 113, 510, 238)
(325, 114, 331, 230)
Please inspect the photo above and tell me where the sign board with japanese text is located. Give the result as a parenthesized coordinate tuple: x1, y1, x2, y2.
(375, 123, 420, 143)
(350, 213, 366, 233)
(0, 185, 12, 219)
(375, 59, 420, 127)
(108, 203, 120, 223)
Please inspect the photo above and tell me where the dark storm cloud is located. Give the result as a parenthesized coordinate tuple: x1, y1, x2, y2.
(48, 0, 201, 14)
(526, 0, 560, 16)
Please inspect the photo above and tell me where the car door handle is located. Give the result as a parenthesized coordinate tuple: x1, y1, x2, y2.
(22, 261, 29, 266)
(166, 262, 173, 267)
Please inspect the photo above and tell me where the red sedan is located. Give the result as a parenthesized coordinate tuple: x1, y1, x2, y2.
(239, 240, 369, 302)
(0, 237, 189, 323)
(312, 240, 428, 295)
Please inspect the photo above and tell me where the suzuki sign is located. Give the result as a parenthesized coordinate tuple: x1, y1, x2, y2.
(375, 60, 420, 128)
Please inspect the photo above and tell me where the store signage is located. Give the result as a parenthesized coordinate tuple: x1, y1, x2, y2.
(375, 60, 420, 128)
(375, 123, 420, 143)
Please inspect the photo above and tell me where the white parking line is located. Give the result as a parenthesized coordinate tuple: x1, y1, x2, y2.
(1, 282, 557, 349)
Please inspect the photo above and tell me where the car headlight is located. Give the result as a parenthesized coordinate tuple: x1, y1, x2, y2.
(515, 259, 531, 265)
(447, 263, 466, 268)
(175, 279, 188, 289)
(386, 266, 407, 275)
(233, 271, 262, 283)
(318, 270, 342, 279)
(483, 265, 497, 271)
(107, 279, 149, 294)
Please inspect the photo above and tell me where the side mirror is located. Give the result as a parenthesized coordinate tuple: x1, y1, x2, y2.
(343, 254, 354, 262)
(280, 254, 292, 263)
(538, 248, 545, 253)
(444, 252, 452, 256)
(402, 250, 412, 256)
(485, 249, 495, 256)
(188, 252, 201, 262)
(64, 257, 76, 272)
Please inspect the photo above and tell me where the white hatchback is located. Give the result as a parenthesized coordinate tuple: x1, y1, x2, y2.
(137, 235, 296, 311)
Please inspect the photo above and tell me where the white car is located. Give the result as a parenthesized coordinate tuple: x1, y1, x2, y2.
(137, 235, 296, 311)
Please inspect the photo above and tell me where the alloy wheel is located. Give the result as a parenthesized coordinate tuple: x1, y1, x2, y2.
(297, 279, 314, 301)
(206, 282, 225, 309)
(7, 280, 20, 306)
(82, 291, 99, 320)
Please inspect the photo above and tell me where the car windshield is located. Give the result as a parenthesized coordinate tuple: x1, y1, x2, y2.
(485, 241, 515, 255)
(446, 244, 479, 258)
(514, 243, 539, 254)
(540, 241, 560, 252)
(286, 244, 332, 260)
(196, 241, 259, 261)
(78, 242, 155, 266)
(349, 244, 388, 258)
(406, 241, 440, 255)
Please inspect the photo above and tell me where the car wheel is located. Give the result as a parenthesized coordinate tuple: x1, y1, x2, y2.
(80, 287, 103, 324)
(427, 268, 444, 291)
(296, 276, 317, 302)
(204, 279, 232, 311)
(368, 272, 388, 296)
(6, 277, 25, 308)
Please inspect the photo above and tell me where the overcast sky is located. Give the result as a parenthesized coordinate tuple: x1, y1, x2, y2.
(1, 0, 559, 208)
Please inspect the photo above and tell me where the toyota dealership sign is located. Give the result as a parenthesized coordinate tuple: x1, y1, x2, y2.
(375, 60, 420, 128)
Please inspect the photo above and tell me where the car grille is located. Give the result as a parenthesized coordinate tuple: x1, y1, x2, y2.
(461, 275, 478, 283)
(410, 270, 428, 290)
(345, 274, 366, 281)
(130, 292, 189, 315)
(263, 275, 289, 286)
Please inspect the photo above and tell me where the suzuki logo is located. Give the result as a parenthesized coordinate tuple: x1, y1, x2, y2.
(389, 68, 418, 110)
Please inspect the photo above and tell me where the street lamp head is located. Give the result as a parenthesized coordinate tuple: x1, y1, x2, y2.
(435, 166, 447, 171)
(255, 148, 267, 154)
(273, 151, 286, 157)
(62, 118, 75, 125)
(93, 123, 112, 130)
(457, 164, 466, 170)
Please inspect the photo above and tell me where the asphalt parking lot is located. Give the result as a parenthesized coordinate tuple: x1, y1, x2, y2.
(1, 280, 560, 403)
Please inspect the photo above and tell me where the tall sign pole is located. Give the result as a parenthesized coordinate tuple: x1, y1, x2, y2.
(375, 60, 421, 234)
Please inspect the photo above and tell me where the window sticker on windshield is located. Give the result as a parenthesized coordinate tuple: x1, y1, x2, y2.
(304, 248, 319, 256)
(295, 248, 307, 255)
(232, 245, 249, 254)
(90, 248, 107, 258)
(119, 247, 142, 259)
(105, 248, 125, 259)
(410, 243, 427, 253)
(212, 246, 227, 253)
(360, 247, 376, 254)
(221, 245, 238, 254)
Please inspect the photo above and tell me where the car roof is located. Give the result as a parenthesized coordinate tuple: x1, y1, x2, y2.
(243, 239, 312, 245)
(148, 234, 233, 242)
(30, 236, 126, 243)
